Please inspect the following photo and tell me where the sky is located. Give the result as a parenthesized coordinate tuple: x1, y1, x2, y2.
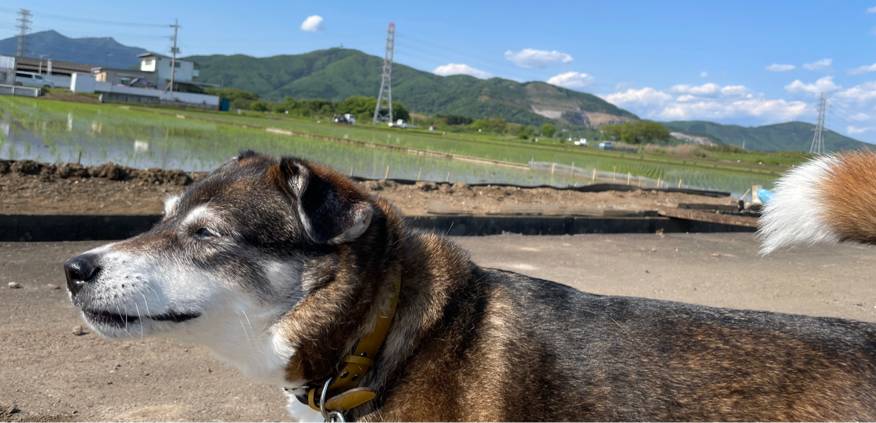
(2, 0, 876, 142)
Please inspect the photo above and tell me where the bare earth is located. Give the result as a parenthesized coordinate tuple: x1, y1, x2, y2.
(1, 234, 875, 421)
(0, 167, 733, 216)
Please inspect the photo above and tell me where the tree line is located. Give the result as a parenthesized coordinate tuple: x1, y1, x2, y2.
(205, 88, 410, 122)
(205, 87, 672, 144)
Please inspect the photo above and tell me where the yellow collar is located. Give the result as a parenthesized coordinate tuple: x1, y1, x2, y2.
(303, 265, 402, 415)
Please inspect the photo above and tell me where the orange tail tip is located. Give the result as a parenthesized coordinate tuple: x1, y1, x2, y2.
(759, 152, 876, 254)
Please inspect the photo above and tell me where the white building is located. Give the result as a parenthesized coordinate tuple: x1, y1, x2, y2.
(138, 53, 199, 88)
(71, 72, 219, 108)
(0, 56, 14, 84)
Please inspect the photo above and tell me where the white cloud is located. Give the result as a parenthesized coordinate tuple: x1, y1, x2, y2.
(836, 81, 876, 103)
(867, 6, 876, 13)
(504, 48, 573, 68)
(300, 15, 324, 32)
(850, 112, 871, 121)
(656, 97, 808, 122)
(603, 87, 673, 107)
(602, 83, 809, 123)
(848, 125, 874, 134)
(850, 63, 876, 75)
(766, 63, 796, 72)
(720, 85, 750, 96)
(803, 58, 832, 71)
(433, 63, 492, 79)
(670, 83, 720, 96)
(785, 76, 840, 95)
(546, 71, 593, 90)
(699, 71, 709, 78)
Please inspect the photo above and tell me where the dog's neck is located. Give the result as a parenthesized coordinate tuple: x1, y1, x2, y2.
(276, 200, 475, 405)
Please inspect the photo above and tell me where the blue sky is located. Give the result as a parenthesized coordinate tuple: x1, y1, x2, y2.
(3, 0, 876, 142)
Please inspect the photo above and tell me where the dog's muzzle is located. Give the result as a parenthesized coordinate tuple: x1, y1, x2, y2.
(64, 253, 101, 297)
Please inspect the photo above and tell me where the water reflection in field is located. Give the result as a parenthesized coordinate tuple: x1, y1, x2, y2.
(0, 98, 774, 192)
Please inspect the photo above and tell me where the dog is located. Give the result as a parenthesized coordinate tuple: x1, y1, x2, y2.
(64, 151, 876, 421)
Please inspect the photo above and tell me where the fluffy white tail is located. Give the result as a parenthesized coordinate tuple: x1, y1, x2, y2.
(758, 152, 876, 254)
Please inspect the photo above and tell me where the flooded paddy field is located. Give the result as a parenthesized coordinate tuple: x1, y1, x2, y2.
(0, 97, 776, 192)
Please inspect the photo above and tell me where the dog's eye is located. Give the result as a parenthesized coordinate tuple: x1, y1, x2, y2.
(193, 227, 216, 239)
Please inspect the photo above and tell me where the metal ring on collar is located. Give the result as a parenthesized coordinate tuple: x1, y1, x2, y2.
(319, 378, 346, 422)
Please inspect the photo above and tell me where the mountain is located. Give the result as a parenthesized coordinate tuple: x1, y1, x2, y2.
(665, 121, 871, 153)
(0, 30, 147, 69)
(186, 48, 638, 127)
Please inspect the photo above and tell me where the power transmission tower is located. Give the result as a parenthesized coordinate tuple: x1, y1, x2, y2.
(168, 19, 180, 94)
(809, 93, 827, 155)
(15, 9, 32, 58)
(373, 22, 395, 124)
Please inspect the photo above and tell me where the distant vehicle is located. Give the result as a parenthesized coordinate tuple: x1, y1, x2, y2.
(333, 113, 356, 125)
(14, 71, 53, 88)
(389, 119, 408, 129)
(573, 138, 588, 146)
(598, 141, 614, 150)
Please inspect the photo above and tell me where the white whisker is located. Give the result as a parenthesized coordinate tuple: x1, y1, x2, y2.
(134, 302, 144, 337)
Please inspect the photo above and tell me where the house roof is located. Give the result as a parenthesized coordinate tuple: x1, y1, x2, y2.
(138, 52, 196, 67)
(138, 52, 169, 59)
(16, 56, 92, 72)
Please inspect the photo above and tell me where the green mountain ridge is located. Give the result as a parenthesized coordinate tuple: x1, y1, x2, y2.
(186, 48, 638, 127)
(664, 120, 872, 153)
(0, 30, 146, 69)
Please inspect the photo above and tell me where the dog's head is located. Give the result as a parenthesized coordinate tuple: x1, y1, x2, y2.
(62, 152, 376, 380)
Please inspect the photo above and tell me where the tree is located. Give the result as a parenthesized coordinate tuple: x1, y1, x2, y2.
(337, 96, 410, 122)
(438, 114, 473, 126)
(602, 120, 670, 144)
(251, 101, 270, 112)
(541, 123, 557, 138)
(469, 118, 508, 134)
(205, 87, 260, 110)
(515, 125, 535, 140)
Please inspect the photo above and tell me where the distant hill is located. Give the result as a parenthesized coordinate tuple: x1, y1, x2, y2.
(665, 120, 872, 153)
(186, 48, 638, 127)
(0, 30, 146, 69)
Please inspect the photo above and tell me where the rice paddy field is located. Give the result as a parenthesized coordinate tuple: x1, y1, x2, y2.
(0, 97, 790, 193)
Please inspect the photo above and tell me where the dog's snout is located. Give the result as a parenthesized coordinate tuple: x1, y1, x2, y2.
(64, 254, 101, 296)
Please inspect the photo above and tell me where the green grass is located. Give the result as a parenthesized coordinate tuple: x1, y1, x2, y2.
(0, 96, 803, 193)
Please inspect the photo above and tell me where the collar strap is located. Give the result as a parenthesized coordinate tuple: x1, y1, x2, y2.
(303, 265, 402, 414)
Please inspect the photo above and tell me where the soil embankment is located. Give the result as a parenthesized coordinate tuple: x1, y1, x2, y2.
(0, 160, 735, 216)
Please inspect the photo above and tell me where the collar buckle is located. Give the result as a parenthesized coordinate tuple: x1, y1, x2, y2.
(303, 266, 402, 419)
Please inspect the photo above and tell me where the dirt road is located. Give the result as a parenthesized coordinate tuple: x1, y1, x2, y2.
(1, 234, 874, 421)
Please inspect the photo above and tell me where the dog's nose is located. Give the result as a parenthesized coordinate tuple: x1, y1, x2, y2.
(64, 254, 101, 296)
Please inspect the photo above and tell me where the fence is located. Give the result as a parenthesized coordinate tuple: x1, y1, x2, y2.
(0, 84, 40, 98)
(528, 161, 687, 189)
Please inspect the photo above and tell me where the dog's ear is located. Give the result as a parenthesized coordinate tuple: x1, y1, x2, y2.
(276, 157, 373, 244)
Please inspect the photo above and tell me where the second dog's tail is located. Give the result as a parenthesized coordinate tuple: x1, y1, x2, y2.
(759, 152, 876, 254)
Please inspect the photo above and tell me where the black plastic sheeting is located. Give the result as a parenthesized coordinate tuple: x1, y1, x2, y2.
(0, 213, 752, 242)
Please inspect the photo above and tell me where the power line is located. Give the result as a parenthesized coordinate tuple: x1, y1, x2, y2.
(373, 22, 395, 124)
(0, 6, 166, 28)
(15, 8, 31, 58)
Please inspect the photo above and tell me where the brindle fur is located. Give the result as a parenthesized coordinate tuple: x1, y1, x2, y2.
(268, 156, 876, 421)
(72, 152, 876, 421)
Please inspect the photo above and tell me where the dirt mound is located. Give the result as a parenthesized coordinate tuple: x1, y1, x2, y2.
(0, 160, 199, 186)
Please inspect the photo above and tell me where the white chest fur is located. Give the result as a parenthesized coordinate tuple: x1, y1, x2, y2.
(284, 389, 325, 422)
